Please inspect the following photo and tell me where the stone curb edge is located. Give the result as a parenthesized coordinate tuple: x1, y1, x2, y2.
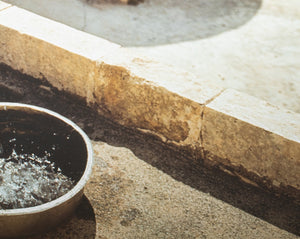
(0, 4, 299, 200)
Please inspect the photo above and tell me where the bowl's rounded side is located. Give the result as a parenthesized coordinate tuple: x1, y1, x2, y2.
(0, 190, 84, 238)
(0, 103, 93, 238)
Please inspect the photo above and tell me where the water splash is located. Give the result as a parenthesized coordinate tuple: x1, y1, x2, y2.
(0, 150, 74, 209)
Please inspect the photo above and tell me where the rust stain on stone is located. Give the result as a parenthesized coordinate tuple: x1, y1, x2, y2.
(94, 63, 202, 143)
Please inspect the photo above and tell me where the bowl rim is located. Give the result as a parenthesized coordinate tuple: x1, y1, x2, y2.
(0, 102, 93, 216)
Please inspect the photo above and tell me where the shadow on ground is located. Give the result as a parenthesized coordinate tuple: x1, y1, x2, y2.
(4, 0, 261, 46)
(82, 0, 262, 46)
(0, 64, 299, 236)
(28, 196, 96, 239)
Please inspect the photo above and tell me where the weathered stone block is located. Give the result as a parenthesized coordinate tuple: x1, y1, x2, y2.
(91, 48, 223, 149)
(94, 57, 203, 147)
(203, 89, 300, 195)
(97, 48, 223, 106)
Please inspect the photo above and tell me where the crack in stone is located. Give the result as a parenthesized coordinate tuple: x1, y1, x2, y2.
(199, 107, 205, 159)
(199, 89, 225, 160)
(204, 89, 225, 106)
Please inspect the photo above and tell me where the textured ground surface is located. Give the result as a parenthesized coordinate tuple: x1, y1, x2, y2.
(3, 0, 300, 113)
(1, 65, 299, 238)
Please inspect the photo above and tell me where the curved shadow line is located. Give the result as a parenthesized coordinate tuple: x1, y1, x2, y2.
(28, 195, 96, 239)
(82, 0, 262, 47)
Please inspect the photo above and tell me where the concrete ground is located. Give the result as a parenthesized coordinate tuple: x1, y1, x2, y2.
(32, 140, 298, 239)
(3, 0, 300, 113)
(1, 65, 299, 238)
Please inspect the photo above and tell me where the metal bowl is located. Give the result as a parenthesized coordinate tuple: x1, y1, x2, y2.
(0, 102, 93, 238)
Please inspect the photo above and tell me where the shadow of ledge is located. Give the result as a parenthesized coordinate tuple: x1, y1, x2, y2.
(29, 196, 96, 239)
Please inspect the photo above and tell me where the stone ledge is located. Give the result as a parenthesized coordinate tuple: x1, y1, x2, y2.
(0, 6, 219, 150)
(0, 4, 299, 199)
(93, 48, 223, 147)
(203, 89, 300, 198)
